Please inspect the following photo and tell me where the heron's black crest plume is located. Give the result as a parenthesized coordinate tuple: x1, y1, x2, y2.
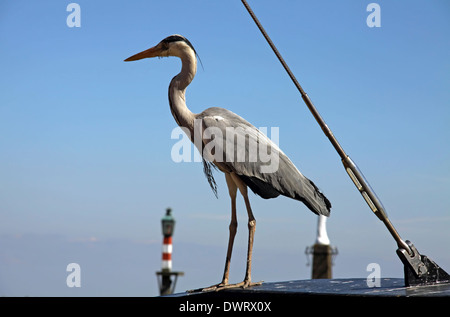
(161, 35, 204, 70)
(162, 35, 196, 53)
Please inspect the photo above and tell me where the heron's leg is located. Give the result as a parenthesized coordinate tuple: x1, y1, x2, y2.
(221, 172, 238, 285)
(198, 173, 261, 292)
(230, 173, 262, 288)
(199, 173, 238, 292)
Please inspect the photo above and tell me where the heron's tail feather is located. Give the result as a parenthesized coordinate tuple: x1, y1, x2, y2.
(300, 179, 331, 217)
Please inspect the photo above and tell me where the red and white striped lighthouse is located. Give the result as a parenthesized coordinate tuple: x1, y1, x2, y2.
(162, 235, 173, 271)
(156, 208, 184, 295)
(161, 208, 175, 272)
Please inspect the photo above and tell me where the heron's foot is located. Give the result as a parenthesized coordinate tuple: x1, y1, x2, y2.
(187, 280, 263, 293)
(206, 280, 263, 292)
(187, 282, 227, 293)
(201, 282, 229, 292)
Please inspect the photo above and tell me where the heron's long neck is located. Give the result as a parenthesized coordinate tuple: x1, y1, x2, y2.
(168, 51, 197, 131)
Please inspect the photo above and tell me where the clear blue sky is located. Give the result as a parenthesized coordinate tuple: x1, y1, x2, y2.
(0, 0, 449, 296)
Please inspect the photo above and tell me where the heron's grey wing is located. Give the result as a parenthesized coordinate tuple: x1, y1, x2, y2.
(197, 107, 331, 216)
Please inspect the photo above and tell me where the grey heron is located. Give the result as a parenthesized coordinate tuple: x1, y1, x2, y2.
(125, 35, 331, 291)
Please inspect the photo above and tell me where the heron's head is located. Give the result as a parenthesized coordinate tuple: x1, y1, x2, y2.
(124, 34, 197, 62)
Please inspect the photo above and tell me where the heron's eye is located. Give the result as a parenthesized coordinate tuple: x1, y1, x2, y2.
(159, 41, 169, 51)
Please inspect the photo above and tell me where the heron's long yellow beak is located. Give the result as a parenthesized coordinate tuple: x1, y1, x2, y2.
(124, 46, 160, 62)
